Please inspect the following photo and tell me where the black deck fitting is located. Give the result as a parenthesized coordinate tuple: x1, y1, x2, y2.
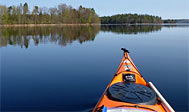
(121, 48, 130, 53)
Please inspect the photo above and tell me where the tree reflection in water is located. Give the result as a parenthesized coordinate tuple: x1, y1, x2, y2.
(100, 25, 162, 34)
(0, 25, 164, 48)
(0, 26, 100, 48)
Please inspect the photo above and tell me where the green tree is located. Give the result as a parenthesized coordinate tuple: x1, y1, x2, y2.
(23, 3, 29, 24)
(32, 6, 39, 24)
(23, 3, 29, 15)
(0, 5, 8, 24)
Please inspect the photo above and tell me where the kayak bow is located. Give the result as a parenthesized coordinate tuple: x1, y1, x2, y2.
(93, 48, 174, 112)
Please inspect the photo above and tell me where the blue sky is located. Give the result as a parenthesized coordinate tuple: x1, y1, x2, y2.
(1, 0, 189, 19)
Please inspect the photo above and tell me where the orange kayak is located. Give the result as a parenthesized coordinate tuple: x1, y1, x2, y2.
(93, 48, 174, 112)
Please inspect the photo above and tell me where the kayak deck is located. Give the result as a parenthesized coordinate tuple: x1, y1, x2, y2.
(93, 48, 174, 112)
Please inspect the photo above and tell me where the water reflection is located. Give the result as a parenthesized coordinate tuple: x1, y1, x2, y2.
(0, 25, 166, 48)
(101, 25, 162, 34)
(0, 26, 100, 48)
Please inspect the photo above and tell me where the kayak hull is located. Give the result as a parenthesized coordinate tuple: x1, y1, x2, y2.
(93, 49, 173, 112)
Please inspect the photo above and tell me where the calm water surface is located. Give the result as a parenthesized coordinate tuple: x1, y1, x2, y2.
(1, 25, 188, 111)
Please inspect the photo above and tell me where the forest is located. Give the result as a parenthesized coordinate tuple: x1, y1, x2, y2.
(0, 3, 100, 24)
(163, 19, 177, 23)
(0, 3, 179, 25)
(101, 14, 163, 24)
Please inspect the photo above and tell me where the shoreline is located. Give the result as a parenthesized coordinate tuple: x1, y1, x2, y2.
(0, 23, 188, 27)
(0, 24, 101, 27)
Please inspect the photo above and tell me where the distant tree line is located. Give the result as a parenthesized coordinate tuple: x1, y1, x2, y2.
(163, 19, 177, 23)
(101, 14, 163, 24)
(0, 3, 100, 24)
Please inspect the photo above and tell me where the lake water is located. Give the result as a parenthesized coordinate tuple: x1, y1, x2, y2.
(0, 25, 188, 112)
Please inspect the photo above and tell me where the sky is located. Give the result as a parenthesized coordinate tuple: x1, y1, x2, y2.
(0, 0, 189, 19)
